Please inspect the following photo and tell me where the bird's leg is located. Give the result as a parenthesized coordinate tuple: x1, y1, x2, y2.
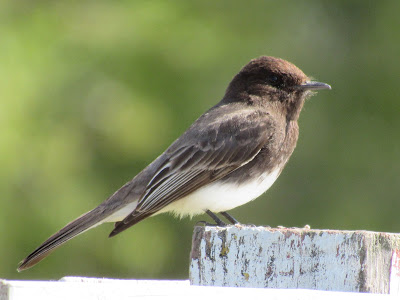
(196, 210, 237, 227)
(220, 211, 240, 225)
(205, 210, 226, 226)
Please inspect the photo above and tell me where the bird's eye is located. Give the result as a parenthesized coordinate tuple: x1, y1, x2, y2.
(270, 75, 278, 83)
(268, 75, 283, 88)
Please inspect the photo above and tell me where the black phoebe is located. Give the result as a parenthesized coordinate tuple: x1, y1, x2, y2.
(18, 56, 330, 271)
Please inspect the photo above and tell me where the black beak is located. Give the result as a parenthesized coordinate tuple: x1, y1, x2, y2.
(297, 81, 331, 91)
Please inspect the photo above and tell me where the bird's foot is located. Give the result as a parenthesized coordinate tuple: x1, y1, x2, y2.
(198, 210, 246, 227)
(205, 210, 227, 226)
(220, 211, 240, 225)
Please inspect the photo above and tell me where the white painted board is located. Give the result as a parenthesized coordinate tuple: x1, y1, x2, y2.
(190, 226, 400, 294)
(0, 277, 396, 300)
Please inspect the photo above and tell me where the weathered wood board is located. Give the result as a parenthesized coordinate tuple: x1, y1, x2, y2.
(190, 225, 400, 295)
(0, 277, 395, 300)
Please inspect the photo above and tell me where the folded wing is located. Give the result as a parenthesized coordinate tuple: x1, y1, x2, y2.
(110, 108, 274, 236)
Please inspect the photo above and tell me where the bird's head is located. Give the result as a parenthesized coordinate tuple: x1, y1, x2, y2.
(223, 56, 330, 119)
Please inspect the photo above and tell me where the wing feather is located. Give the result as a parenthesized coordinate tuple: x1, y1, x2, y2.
(110, 108, 275, 236)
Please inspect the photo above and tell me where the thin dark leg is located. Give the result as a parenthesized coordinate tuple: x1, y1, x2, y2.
(220, 211, 240, 225)
(205, 210, 226, 226)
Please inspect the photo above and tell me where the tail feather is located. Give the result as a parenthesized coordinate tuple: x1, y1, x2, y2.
(109, 211, 153, 237)
(18, 207, 104, 271)
(17, 179, 142, 271)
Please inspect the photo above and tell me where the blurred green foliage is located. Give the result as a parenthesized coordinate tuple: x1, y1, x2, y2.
(1, 0, 400, 280)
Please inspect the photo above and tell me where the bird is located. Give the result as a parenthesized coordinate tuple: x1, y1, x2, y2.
(18, 56, 331, 271)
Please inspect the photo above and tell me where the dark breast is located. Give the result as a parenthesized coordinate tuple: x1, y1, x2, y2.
(221, 119, 299, 184)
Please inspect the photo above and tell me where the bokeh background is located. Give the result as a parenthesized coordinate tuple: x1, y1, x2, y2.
(1, 1, 399, 280)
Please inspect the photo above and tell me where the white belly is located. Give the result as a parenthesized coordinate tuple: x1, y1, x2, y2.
(158, 168, 281, 217)
(102, 168, 281, 223)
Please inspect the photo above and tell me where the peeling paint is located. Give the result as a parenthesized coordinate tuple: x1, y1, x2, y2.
(189, 226, 400, 295)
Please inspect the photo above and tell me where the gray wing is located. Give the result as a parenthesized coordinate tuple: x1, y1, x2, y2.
(110, 108, 274, 236)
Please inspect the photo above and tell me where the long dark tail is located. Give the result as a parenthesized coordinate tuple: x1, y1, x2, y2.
(18, 179, 141, 271)
(18, 207, 105, 271)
